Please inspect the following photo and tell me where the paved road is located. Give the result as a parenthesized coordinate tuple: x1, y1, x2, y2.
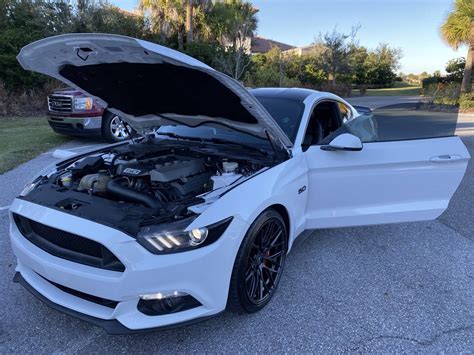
(0, 97, 473, 352)
(348, 95, 423, 109)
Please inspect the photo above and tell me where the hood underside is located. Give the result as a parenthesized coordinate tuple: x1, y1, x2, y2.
(17, 33, 293, 147)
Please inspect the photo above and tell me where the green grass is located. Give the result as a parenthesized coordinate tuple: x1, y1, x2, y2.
(351, 82, 421, 97)
(0, 116, 71, 174)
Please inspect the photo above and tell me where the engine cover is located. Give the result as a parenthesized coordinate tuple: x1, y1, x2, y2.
(116, 163, 153, 177)
(150, 157, 204, 182)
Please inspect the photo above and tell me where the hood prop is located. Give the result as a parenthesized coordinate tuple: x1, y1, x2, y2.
(265, 129, 291, 163)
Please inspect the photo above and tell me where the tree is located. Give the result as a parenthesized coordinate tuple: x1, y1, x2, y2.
(317, 26, 359, 86)
(0, 0, 149, 93)
(441, 0, 474, 93)
(139, 0, 187, 49)
(245, 48, 301, 88)
(185, 0, 212, 44)
(349, 45, 369, 86)
(209, 0, 258, 80)
(140, 0, 212, 49)
(445, 57, 466, 82)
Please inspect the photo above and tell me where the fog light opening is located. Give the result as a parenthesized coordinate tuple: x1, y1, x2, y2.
(138, 291, 201, 316)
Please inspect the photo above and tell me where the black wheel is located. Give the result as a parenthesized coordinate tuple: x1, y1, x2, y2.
(101, 111, 133, 142)
(228, 209, 288, 313)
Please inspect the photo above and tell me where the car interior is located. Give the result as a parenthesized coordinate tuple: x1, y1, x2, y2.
(302, 101, 343, 150)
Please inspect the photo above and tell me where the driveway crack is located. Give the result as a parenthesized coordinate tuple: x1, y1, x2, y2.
(346, 324, 474, 351)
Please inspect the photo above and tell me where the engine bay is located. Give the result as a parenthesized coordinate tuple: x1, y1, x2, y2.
(21, 141, 269, 234)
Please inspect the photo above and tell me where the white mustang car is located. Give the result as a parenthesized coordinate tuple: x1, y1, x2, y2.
(10, 34, 469, 333)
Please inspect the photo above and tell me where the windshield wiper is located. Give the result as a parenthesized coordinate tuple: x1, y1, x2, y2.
(155, 132, 270, 157)
(155, 132, 203, 141)
(203, 137, 271, 158)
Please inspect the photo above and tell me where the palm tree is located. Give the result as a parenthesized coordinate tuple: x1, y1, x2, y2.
(441, 0, 474, 93)
(185, 0, 193, 44)
(209, 0, 258, 79)
(139, 0, 186, 50)
(185, 0, 213, 44)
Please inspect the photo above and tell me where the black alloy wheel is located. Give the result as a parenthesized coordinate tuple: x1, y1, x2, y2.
(228, 209, 288, 313)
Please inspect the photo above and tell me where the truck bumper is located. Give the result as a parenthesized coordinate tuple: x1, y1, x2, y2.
(47, 115, 102, 136)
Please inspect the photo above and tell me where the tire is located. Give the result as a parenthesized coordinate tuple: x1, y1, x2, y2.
(228, 209, 288, 313)
(101, 111, 134, 143)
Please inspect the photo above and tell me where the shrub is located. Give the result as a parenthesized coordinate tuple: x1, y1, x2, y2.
(320, 83, 352, 97)
(421, 76, 442, 89)
(431, 83, 461, 105)
(0, 80, 62, 116)
(459, 93, 474, 112)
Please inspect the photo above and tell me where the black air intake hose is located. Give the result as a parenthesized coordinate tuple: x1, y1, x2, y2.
(106, 178, 163, 213)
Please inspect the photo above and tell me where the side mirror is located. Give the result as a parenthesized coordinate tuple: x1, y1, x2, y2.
(320, 133, 363, 151)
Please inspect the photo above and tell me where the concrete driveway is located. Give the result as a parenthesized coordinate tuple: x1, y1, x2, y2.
(0, 96, 473, 352)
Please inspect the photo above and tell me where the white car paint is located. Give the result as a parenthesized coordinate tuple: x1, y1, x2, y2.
(9, 34, 470, 332)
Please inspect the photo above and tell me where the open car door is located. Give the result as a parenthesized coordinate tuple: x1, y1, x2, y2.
(303, 102, 470, 228)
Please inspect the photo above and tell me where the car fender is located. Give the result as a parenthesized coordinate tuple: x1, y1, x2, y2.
(187, 154, 309, 251)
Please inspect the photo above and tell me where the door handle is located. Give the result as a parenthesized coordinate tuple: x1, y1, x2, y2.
(430, 155, 461, 163)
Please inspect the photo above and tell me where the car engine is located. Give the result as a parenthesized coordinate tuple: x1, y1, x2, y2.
(49, 142, 266, 218)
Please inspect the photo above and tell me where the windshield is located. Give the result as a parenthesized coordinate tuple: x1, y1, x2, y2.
(254, 97, 305, 142)
(156, 125, 271, 148)
(155, 96, 304, 145)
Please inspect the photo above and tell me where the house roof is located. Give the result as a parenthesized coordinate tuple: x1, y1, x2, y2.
(251, 36, 296, 54)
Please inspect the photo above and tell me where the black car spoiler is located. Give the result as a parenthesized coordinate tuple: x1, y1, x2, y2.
(352, 105, 373, 114)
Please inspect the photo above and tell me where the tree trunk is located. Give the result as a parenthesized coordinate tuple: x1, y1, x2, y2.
(460, 43, 473, 93)
(177, 27, 184, 51)
(185, 0, 193, 45)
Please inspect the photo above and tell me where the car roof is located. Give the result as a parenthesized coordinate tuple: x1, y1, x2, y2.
(250, 87, 317, 102)
(250, 87, 352, 107)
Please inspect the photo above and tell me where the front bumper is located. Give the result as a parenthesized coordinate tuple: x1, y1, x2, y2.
(9, 199, 248, 332)
(47, 115, 102, 136)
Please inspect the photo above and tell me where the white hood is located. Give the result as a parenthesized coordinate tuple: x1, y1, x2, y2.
(17, 33, 293, 147)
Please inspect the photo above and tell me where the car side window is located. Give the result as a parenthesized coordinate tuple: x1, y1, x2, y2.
(324, 106, 379, 144)
(302, 101, 343, 150)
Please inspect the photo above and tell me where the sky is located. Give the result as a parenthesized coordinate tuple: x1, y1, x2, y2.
(110, 0, 467, 74)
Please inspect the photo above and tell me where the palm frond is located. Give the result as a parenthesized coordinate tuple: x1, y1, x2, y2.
(440, 0, 473, 49)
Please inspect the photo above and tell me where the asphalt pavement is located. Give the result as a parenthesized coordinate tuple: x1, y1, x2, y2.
(0, 96, 473, 352)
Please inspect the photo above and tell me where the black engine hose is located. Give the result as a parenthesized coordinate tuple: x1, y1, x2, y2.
(106, 178, 163, 213)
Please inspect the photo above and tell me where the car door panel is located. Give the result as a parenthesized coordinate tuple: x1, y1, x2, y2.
(304, 136, 469, 229)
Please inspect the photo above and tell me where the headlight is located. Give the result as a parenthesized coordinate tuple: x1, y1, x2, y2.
(19, 165, 57, 197)
(20, 176, 43, 197)
(137, 216, 233, 254)
(74, 97, 93, 110)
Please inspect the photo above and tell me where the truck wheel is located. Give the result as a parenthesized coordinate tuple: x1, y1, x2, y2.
(101, 111, 133, 142)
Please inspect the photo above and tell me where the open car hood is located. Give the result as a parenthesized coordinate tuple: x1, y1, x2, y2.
(17, 33, 293, 147)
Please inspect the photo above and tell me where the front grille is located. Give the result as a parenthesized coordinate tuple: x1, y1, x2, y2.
(13, 214, 125, 272)
(48, 95, 73, 112)
(39, 274, 118, 309)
